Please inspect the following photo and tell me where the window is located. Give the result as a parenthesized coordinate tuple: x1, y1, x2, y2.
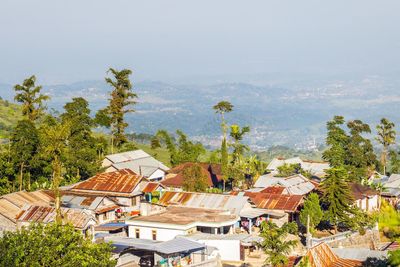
(152, 230, 157, 240)
(135, 229, 140, 239)
(132, 197, 137, 206)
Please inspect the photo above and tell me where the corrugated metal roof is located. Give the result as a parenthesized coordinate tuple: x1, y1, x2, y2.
(244, 192, 303, 212)
(142, 182, 163, 193)
(73, 169, 144, 193)
(306, 243, 362, 267)
(267, 157, 329, 177)
(254, 174, 315, 196)
(17, 205, 95, 229)
(158, 191, 249, 215)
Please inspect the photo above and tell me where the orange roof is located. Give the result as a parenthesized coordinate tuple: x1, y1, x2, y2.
(260, 186, 286, 194)
(142, 182, 163, 193)
(73, 169, 144, 193)
(306, 243, 362, 267)
(244, 192, 302, 212)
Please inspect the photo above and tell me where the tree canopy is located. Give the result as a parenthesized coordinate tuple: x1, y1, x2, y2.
(0, 223, 116, 267)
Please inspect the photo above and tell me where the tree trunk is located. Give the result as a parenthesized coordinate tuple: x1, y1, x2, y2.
(19, 162, 24, 191)
(53, 156, 62, 224)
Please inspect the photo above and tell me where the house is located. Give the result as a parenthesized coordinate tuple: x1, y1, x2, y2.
(253, 173, 315, 196)
(69, 169, 148, 214)
(102, 150, 169, 181)
(161, 162, 223, 190)
(267, 157, 329, 178)
(16, 205, 97, 233)
(126, 206, 239, 241)
(104, 236, 215, 267)
(305, 242, 363, 267)
(377, 174, 400, 206)
(350, 183, 379, 212)
(0, 191, 54, 234)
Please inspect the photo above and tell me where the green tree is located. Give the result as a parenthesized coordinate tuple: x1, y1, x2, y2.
(388, 249, 400, 267)
(376, 118, 396, 175)
(61, 97, 99, 180)
(299, 193, 323, 234)
(213, 101, 233, 191)
(103, 68, 137, 152)
(390, 150, 400, 174)
(155, 130, 205, 166)
(40, 119, 70, 223)
(321, 167, 353, 233)
(14, 75, 49, 121)
(322, 116, 348, 167)
(258, 221, 298, 267)
(10, 120, 39, 191)
(229, 124, 250, 164)
(182, 163, 209, 192)
(0, 223, 116, 267)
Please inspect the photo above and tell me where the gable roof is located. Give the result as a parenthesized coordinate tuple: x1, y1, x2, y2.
(267, 157, 329, 177)
(306, 242, 362, 267)
(243, 192, 303, 212)
(16, 205, 95, 230)
(103, 150, 169, 176)
(254, 174, 315, 195)
(142, 182, 164, 193)
(162, 162, 223, 188)
(158, 191, 249, 215)
(0, 191, 54, 223)
(72, 169, 146, 194)
(350, 183, 378, 200)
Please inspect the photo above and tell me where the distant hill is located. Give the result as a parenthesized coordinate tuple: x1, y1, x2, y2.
(0, 98, 22, 139)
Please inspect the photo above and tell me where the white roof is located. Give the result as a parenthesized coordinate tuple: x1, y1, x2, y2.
(253, 174, 315, 195)
(267, 157, 329, 177)
(103, 150, 169, 177)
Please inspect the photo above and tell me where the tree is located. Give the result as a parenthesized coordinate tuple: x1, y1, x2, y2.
(155, 130, 205, 166)
(182, 164, 209, 192)
(103, 68, 137, 152)
(376, 118, 396, 175)
(299, 193, 323, 234)
(40, 118, 70, 223)
(14, 75, 49, 121)
(388, 249, 400, 267)
(213, 101, 233, 191)
(322, 116, 348, 167)
(258, 221, 298, 267)
(229, 124, 250, 164)
(390, 150, 400, 174)
(10, 120, 40, 191)
(61, 97, 99, 180)
(320, 167, 353, 233)
(0, 223, 116, 266)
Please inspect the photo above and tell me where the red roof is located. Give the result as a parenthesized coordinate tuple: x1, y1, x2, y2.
(162, 162, 223, 188)
(142, 182, 163, 193)
(73, 169, 143, 193)
(244, 192, 303, 212)
(350, 183, 378, 200)
(260, 186, 286, 194)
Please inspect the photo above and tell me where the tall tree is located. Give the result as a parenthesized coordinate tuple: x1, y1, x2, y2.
(182, 163, 209, 192)
(14, 75, 49, 121)
(61, 97, 99, 180)
(41, 119, 70, 223)
(213, 101, 233, 191)
(103, 68, 137, 152)
(0, 223, 116, 266)
(299, 193, 323, 234)
(259, 221, 298, 267)
(229, 124, 250, 164)
(322, 116, 348, 167)
(10, 120, 39, 191)
(321, 167, 353, 233)
(376, 118, 396, 175)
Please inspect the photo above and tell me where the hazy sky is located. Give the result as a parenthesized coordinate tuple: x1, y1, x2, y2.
(1, 0, 399, 84)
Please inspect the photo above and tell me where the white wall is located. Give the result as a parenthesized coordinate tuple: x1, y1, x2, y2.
(197, 239, 241, 262)
(128, 225, 187, 241)
(356, 195, 378, 212)
(148, 169, 165, 181)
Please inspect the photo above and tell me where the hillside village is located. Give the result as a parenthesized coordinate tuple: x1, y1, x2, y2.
(1, 72, 400, 267)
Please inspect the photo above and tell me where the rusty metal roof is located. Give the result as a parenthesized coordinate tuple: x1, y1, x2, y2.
(0, 191, 54, 222)
(260, 186, 286, 194)
(306, 243, 362, 267)
(17, 205, 95, 229)
(72, 169, 144, 194)
(158, 191, 249, 215)
(142, 182, 164, 193)
(244, 192, 303, 212)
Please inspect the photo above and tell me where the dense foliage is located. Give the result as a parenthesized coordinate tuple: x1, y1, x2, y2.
(0, 223, 116, 267)
(182, 163, 209, 192)
(299, 193, 323, 234)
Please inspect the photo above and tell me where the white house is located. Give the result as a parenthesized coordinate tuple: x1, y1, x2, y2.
(267, 157, 329, 178)
(350, 183, 379, 212)
(102, 150, 169, 181)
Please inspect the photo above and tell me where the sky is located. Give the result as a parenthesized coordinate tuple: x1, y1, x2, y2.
(0, 0, 400, 84)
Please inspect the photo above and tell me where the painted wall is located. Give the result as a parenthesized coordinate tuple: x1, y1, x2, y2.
(128, 225, 189, 241)
(148, 169, 165, 181)
(196, 239, 241, 262)
(356, 195, 378, 212)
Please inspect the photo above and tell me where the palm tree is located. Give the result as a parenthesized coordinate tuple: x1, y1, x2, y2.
(14, 75, 50, 122)
(259, 221, 297, 267)
(213, 101, 233, 191)
(376, 118, 396, 175)
(229, 124, 250, 163)
(42, 120, 70, 223)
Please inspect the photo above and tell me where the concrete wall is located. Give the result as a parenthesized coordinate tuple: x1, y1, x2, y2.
(148, 169, 165, 181)
(128, 225, 188, 241)
(197, 239, 241, 262)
